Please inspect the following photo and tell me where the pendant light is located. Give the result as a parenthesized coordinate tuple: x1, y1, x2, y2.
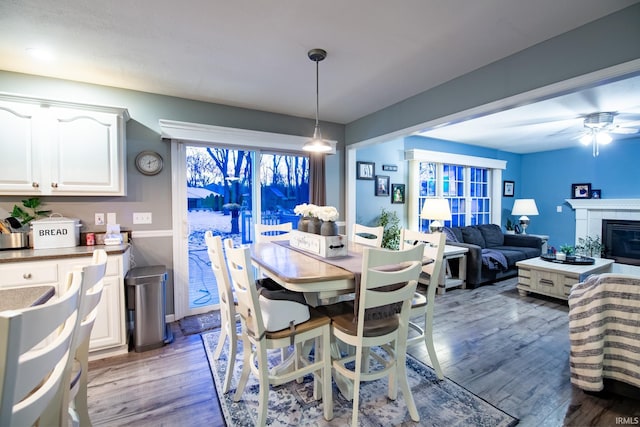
(303, 48, 332, 153)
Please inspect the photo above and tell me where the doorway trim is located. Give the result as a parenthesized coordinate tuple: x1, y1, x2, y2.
(161, 120, 333, 320)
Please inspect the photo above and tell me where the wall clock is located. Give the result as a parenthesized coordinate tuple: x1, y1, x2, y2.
(135, 151, 163, 176)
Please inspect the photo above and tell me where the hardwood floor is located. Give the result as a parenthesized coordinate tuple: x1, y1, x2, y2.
(87, 278, 639, 426)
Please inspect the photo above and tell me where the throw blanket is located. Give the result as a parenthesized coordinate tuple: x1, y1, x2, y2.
(481, 248, 508, 270)
(568, 273, 640, 391)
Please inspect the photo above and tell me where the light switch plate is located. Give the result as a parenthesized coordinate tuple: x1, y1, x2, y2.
(133, 212, 152, 224)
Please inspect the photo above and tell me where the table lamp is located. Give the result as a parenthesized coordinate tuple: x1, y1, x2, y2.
(511, 199, 539, 234)
(421, 198, 452, 232)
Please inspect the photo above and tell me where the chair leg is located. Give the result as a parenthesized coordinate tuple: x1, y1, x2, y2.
(351, 345, 364, 427)
(257, 344, 270, 427)
(397, 351, 420, 422)
(213, 325, 228, 360)
(321, 328, 333, 421)
(222, 328, 237, 393)
(233, 335, 252, 402)
(424, 311, 444, 380)
(75, 340, 92, 427)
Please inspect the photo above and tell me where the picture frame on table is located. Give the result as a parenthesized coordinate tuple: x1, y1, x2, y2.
(571, 183, 592, 199)
(391, 184, 405, 204)
(591, 189, 602, 199)
(375, 175, 390, 196)
(503, 180, 515, 197)
(356, 161, 375, 180)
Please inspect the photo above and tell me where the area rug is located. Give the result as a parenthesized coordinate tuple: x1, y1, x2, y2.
(202, 330, 518, 426)
(179, 310, 221, 336)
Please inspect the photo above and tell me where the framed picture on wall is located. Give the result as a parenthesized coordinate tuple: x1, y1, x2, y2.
(356, 161, 375, 180)
(375, 175, 390, 196)
(503, 180, 515, 197)
(571, 183, 592, 199)
(391, 184, 405, 204)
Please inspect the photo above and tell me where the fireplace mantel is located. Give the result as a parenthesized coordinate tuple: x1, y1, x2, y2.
(567, 199, 640, 274)
(567, 198, 640, 246)
(566, 199, 640, 210)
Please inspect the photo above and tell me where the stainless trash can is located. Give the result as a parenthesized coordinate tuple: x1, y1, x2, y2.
(125, 265, 172, 352)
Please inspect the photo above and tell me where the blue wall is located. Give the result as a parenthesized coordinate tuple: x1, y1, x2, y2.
(356, 135, 640, 250)
(521, 137, 640, 249)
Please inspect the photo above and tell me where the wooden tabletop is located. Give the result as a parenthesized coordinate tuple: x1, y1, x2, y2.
(250, 242, 356, 294)
(0, 285, 55, 311)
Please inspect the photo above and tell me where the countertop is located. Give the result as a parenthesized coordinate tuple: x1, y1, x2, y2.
(0, 244, 130, 264)
(0, 285, 56, 311)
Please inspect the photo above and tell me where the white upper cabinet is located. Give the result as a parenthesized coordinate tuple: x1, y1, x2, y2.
(0, 94, 129, 196)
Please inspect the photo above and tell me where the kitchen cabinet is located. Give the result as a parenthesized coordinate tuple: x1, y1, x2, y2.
(0, 245, 131, 359)
(0, 94, 129, 196)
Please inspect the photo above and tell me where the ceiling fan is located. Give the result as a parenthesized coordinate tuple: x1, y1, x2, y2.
(579, 112, 639, 157)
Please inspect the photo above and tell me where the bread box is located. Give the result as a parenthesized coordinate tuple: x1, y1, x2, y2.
(31, 216, 81, 250)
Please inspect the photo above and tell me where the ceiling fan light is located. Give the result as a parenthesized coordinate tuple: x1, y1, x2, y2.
(596, 131, 612, 145)
(579, 133, 592, 145)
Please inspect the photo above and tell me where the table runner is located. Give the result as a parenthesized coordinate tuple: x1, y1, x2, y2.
(272, 241, 424, 321)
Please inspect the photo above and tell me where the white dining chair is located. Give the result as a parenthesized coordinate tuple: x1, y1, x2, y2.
(351, 223, 384, 247)
(0, 267, 82, 427)
(205, 230, 240, 393)
(61, 250, 108, 427)
(254, 222, 293, 243)
(329, 244, 424, 426)
(224, 238, 333, 426)
(399, 228, 446, 380)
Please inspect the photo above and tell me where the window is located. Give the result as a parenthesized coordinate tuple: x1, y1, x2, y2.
(407, 149, 506, 233)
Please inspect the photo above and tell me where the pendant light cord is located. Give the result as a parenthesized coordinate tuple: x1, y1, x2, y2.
(314, 58, 320, 136)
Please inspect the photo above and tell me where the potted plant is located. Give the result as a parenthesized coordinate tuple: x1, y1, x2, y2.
(505, 218, 516, 234)
(377, 208, 400, 250)
(576, 235, 604, 257)
(11, 197, 51, 228)
(557, 244, 574, 261)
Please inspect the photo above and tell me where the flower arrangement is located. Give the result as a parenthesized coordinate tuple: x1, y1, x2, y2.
(294, 203, 318, 217)
(315, 206, 339, 222)
(294, 204, 339, 221)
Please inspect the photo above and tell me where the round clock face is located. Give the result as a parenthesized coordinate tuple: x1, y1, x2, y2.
(135, 151, 163, 176)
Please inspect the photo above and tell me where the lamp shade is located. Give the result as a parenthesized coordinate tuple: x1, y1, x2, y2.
(420, 198, 452, 221)
(511, 199, 539, 216)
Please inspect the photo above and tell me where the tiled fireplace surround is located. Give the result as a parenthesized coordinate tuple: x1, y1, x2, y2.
(567, 198, 640, 275)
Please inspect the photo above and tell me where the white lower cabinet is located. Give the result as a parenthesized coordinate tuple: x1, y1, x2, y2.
(0, 247, 130, 359)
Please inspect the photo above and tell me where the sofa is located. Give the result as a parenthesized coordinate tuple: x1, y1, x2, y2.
(443, 224, 542, 287)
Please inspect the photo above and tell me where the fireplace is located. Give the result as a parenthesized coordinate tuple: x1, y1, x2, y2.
(602, 219, 640, 266)
(567, 198, 640, 273)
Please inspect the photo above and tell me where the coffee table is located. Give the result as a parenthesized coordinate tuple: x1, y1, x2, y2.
(516, 256, 614, 301)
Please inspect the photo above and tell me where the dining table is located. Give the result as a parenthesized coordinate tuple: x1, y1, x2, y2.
(250, 240, 363, 306)
(250, 240, 432, 400)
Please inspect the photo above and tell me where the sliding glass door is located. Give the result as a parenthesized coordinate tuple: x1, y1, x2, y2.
(176, 142, 309, 317)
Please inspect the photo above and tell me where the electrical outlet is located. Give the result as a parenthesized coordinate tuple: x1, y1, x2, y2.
(95, 213, 105, 225)
(133, 212, 152, 224)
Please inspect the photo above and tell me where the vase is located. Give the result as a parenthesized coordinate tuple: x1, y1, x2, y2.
(308, 217, 322, 235)
(320, 220, 338, 236)
(297, 217, 311, 232)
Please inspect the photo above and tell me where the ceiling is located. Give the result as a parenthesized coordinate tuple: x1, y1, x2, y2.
(417, 74, 640, 153)
(1, 0, 639, 153)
